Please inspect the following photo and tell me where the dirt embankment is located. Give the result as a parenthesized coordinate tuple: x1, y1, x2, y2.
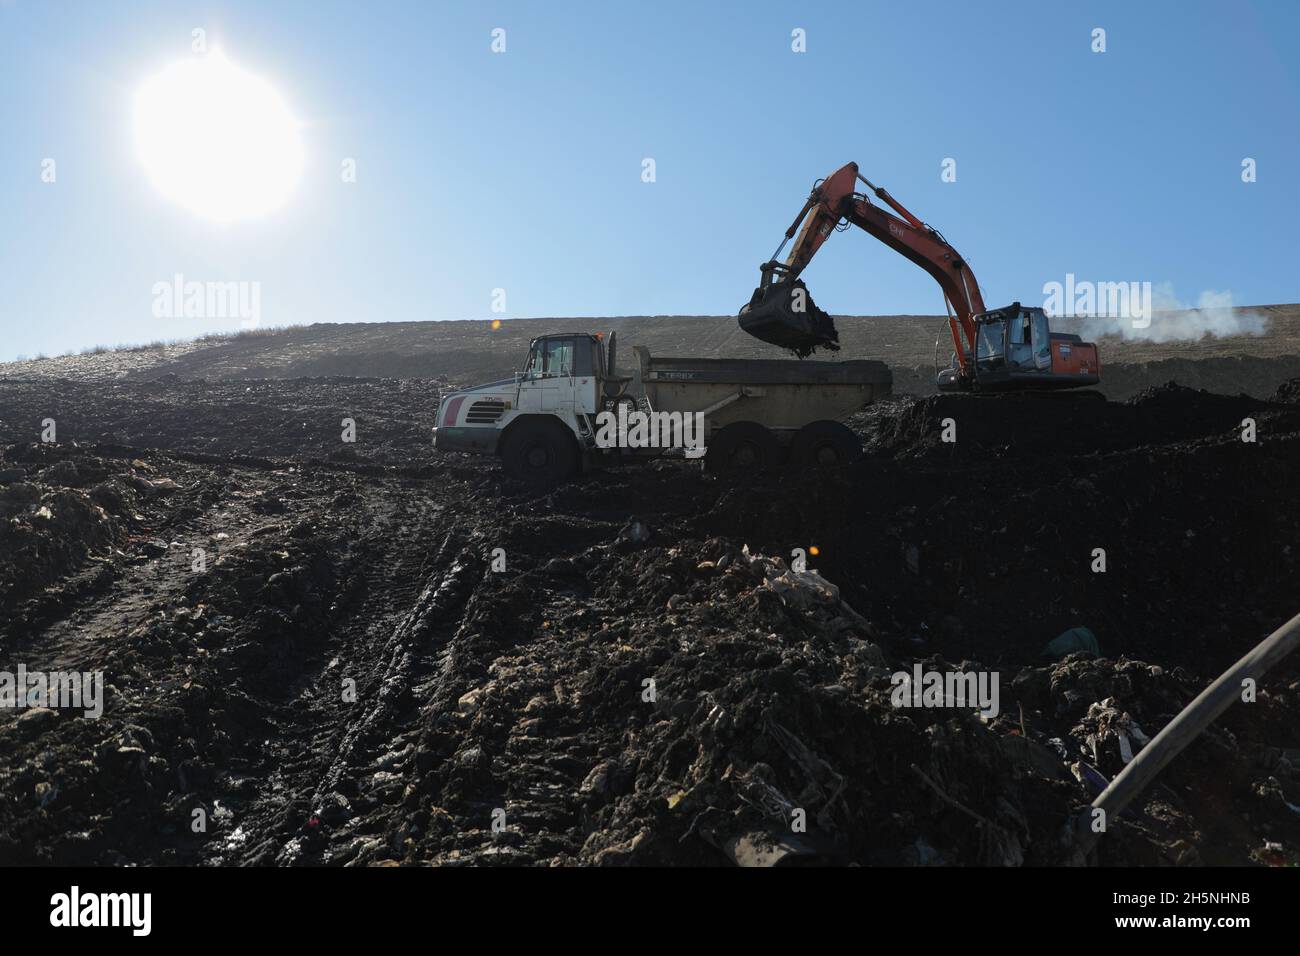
(2, 372, 1299, 866)
(5, 303, 1298, 401)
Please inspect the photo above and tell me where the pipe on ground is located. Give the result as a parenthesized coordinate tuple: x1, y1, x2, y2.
(1078, 609, 1300, 854)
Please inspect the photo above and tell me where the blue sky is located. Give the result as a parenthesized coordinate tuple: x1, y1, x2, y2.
(2, 0, 1298, 359)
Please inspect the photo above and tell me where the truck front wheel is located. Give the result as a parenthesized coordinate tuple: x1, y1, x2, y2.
(501, 419, 578, 486)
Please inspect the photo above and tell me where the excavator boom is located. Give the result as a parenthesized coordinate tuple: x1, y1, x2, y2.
(742, 161, 982, 366)
(739, 162, 1099, 391)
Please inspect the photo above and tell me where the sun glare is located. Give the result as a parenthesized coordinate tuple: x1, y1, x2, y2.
(134, 51, 303, 222)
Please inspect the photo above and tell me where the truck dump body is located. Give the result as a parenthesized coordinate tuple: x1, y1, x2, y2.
(634, 347, 892, 432)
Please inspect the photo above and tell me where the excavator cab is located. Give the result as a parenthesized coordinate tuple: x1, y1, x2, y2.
(938, 304, 1100, 392)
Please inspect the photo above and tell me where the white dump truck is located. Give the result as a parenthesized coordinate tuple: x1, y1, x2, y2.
(432, 332, 892, 484)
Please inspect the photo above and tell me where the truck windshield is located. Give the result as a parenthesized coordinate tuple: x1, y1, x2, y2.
(524, 338, 575, 378)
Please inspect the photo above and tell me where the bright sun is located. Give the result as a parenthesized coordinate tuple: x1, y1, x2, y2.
(134, 51, 303, 223)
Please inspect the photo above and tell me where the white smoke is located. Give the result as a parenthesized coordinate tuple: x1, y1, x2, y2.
(1079, 284, 1269, 343)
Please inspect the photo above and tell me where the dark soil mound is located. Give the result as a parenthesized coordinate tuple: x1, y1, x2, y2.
(2, 374, 1299, 867)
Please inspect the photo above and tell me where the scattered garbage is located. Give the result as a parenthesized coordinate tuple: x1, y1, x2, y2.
(2, 374, 1300, 866)
(1075, 697, 1152, 768)
(615, 520, 650, 548)
(762, 567, 840, 608)
(1042, 627, 1100, 660)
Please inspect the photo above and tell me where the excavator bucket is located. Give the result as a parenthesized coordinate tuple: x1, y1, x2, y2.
(738, 279, 840, 358)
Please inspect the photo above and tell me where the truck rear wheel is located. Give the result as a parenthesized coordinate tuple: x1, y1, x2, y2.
(706, 421, 781, 472)
(501, 419, 577, 486)
(791, 420, 862, 466)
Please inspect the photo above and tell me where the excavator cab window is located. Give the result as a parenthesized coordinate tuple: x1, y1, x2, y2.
(1006, 311, 1034, 368)
(975, 320, 1005, 366)
(1030, 311, 1052, 369)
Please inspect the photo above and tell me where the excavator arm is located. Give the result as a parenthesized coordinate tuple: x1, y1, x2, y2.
(743, 161, 986, 377)
(742, 161, 1100, 392)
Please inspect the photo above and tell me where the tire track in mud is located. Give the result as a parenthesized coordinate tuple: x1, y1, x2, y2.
(0, 450, 358, 864)
(0, 453, 277, 739)
(210, 496, 484, 865)
(5, 460, 263, 667)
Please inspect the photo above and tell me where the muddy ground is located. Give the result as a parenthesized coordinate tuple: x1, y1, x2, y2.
(2, 369, 1300, 867)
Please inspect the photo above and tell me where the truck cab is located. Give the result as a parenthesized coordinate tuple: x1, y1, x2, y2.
(514, 333, 607, 416)
(432, 332, 624, 472)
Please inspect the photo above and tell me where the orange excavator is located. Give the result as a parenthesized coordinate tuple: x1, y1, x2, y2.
(739, 161, 1100, 391)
